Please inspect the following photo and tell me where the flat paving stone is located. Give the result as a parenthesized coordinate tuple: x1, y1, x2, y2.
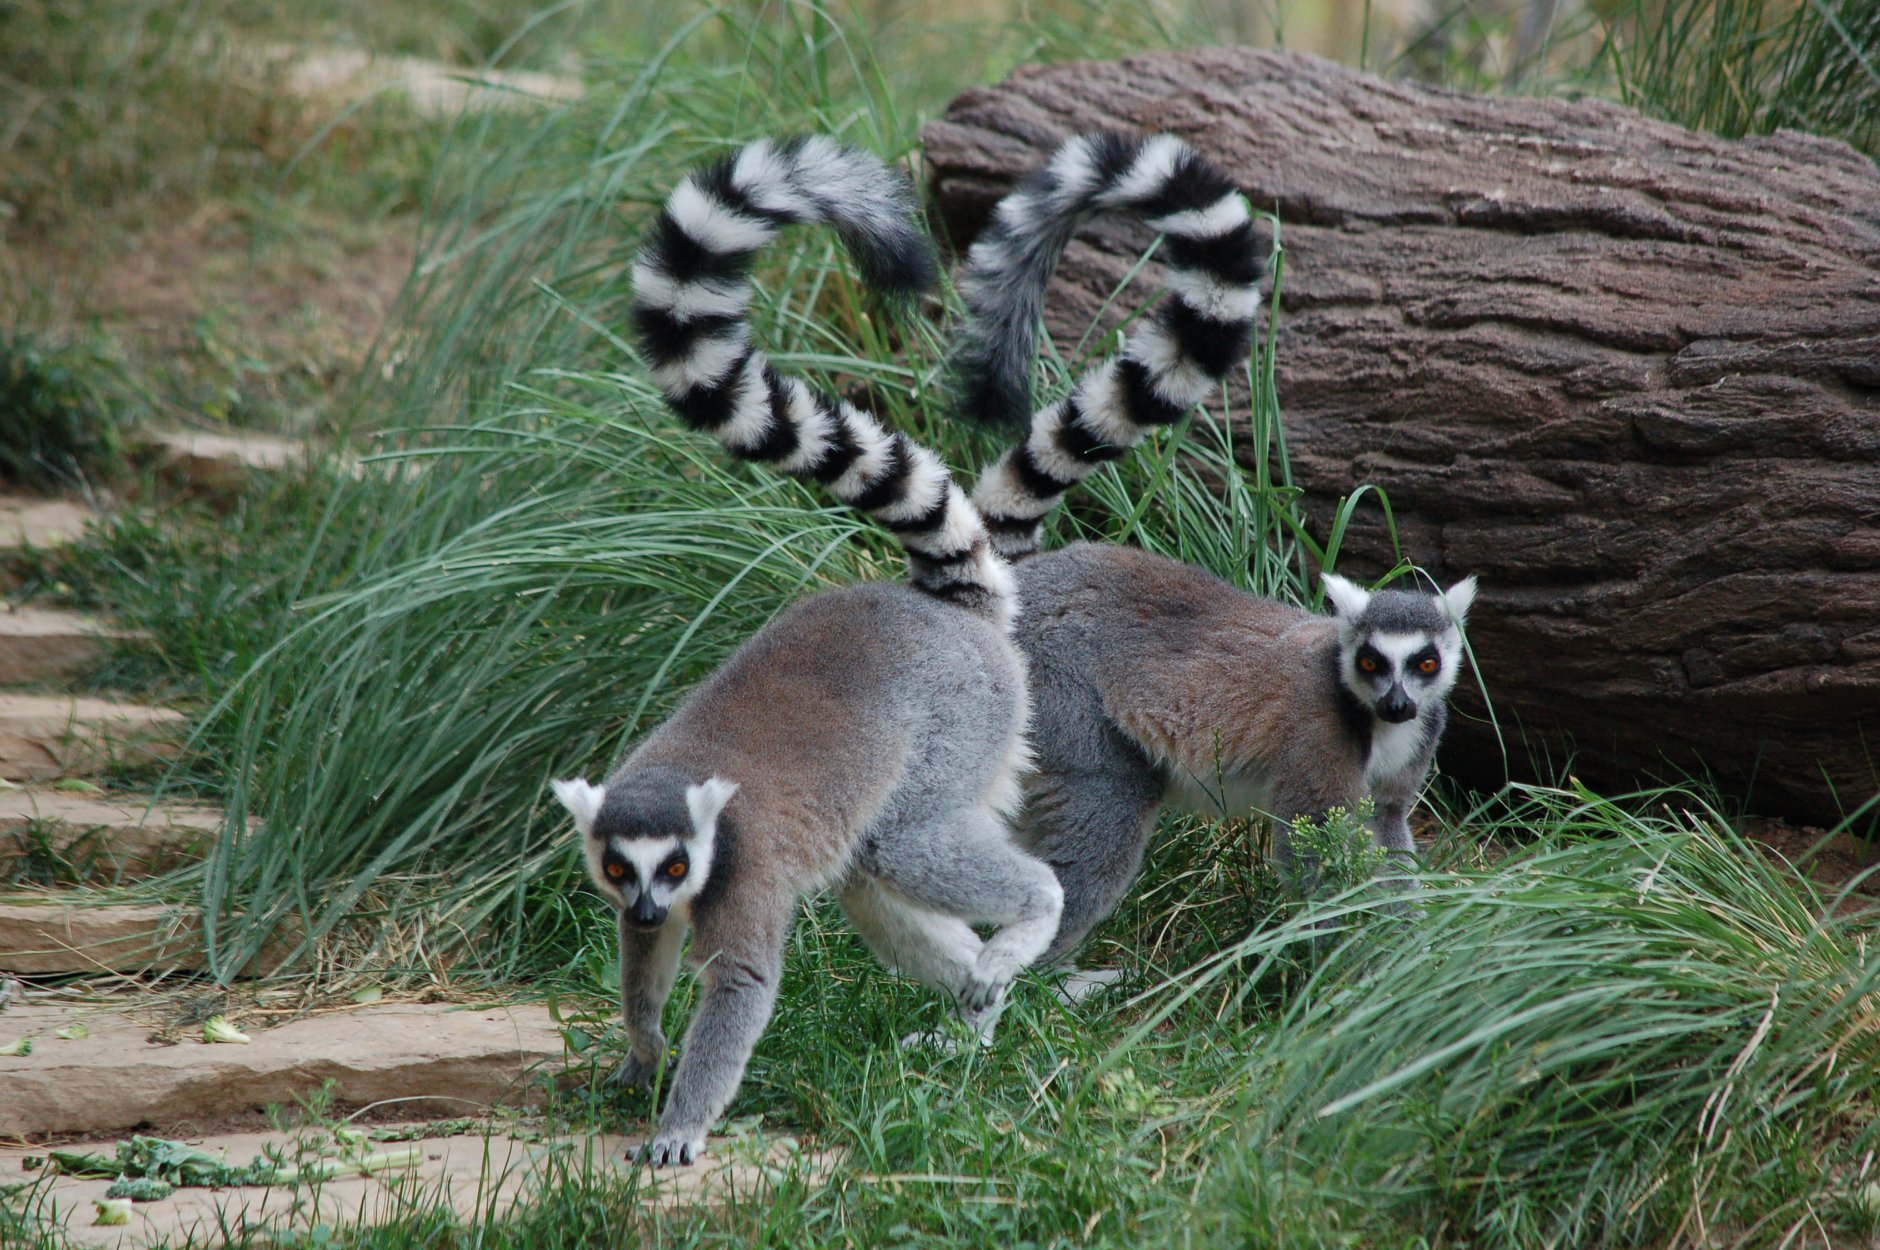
(0, 1121, 820, 1247)
(263, 44, 585, 117)
(0, 606, 132, 685)
(0, 790, 223, 880)
(0, 897, 202, 977)
(0, 694, 185, 783)
(0, 998, 572, 1138)
(0, 496, 92, 557)
(139, 430, 310, 492)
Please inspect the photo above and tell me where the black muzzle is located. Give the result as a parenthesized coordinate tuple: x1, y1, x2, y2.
(628, 895, 667, 930)
(1377, 684, 1417, 724)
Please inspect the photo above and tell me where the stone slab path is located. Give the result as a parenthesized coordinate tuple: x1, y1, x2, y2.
(0, 899, 204, 977)
(256, 44, 585, 118)
(0, 997, 571, 1137)
(0, 789, 222, 881)
(0, 607, 131, 686)
(2, 1121, 820, 1247)
(0, 497, 91, 557)
(0, 694, 186, 783)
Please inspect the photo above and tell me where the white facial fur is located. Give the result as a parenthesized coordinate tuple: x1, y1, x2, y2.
(1321, 573, 1474, 714)
(551, 775, 738, 911)
(551, 778, 604, 836)
(1319, 571, 1371, 624)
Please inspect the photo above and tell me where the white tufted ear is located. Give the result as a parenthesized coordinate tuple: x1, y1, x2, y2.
(1441, 575, 1478, 626)
(1320, 572, 1372, 622)
(685, 776, 739, 840)
(551, 778, 606, 837)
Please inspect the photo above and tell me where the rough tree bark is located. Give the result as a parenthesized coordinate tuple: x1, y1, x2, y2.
(922, 48, 1880, 825)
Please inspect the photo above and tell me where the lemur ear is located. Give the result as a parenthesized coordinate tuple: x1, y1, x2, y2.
(1319, 572, 1371, 621)
(685, 776, 740, 841)
(551, 778, 605, 837)
(1441, 575, 1478, 626)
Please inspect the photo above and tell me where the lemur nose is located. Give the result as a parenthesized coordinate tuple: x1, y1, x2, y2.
(1379, 685, 1417, 723)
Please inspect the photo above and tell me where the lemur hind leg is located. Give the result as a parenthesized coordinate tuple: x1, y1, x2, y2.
(639, 902, 790, 1168)
(613, 914, 687, 1091)
(840, 875, 1001, 1047)
(1021, 764, 1164, 969)
(866, 807, 1062, 1039)
(838, 875, 983, 995)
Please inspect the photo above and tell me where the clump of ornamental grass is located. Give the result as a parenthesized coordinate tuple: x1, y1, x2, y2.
(1167, 785, 1880, 1249)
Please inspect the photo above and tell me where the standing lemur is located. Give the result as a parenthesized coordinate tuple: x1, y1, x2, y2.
(950, 131, 1478, 970)
(551, 138, 1064, 1168)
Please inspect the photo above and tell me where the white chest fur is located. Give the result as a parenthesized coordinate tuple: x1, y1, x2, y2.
(1365, 718, 1429, 789)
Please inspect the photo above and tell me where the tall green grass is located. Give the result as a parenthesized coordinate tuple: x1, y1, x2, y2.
(1179, 787, 1880, 1248)
(1599, 0, 1880, 157)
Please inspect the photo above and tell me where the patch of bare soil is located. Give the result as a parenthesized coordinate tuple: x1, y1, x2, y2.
(92, 213, 413, 371)
(5, 204, 415, 431)
(1743, 816, 1880, 909)
(2, 1120, 825, 1248)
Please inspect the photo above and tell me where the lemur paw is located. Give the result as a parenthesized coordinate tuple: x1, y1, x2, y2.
(957, 976, 1006, 1015)
(637, 1130, 705, 1168)
(960, 950, 1021, 1014)
(610, 1049, 668, 1092)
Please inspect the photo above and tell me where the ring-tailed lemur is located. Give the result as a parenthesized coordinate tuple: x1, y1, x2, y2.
(554, 138, 1061, 1168)
(950, 130, 1477, 968)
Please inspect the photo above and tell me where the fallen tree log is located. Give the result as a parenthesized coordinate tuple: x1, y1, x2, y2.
(922, 49, 1880, 825)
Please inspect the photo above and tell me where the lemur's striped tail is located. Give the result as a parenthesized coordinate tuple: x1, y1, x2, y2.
(632, 137, 1015, 626)
(953, 132, 1265, 562)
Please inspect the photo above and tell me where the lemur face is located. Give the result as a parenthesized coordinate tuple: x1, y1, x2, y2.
(552, 776, 737, 930)
(1321, 573, 1476, 726)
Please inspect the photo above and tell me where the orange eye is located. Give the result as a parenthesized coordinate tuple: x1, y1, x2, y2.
(666, 861, 687, 879)
(1358, 656, 1379, 674)
(605, 862, 626, 880)
(1419, 658, 1439, 674)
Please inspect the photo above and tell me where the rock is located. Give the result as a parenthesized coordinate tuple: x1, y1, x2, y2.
(0, 789, 223, 880)
(922, 49, 1880, 823)
(0, 897, 202, 976)
(0, 1120, 823, 1247)
(0, 998, 575, 1138)
(0, 495, 91, 558)
(0, 694, 186, 782)
(250, 43, 584, 119)
(0, 606, 133, 685)
(137, 429, 311, 493)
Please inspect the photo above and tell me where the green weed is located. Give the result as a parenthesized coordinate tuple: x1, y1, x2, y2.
(0, 330, 133, 489)
(1598, 0, 1880, 156)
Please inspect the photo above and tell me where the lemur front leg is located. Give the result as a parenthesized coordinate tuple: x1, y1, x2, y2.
(613, 912, 686, 1092)
(639, 912, 788, 1168)
(1368, 768, 1429, 909)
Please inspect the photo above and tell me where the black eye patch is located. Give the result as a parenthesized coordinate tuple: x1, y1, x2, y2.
(602, 855, 630, 883)
(1410, 646, 1441, 677)
(1355, 645, 1387, 676)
